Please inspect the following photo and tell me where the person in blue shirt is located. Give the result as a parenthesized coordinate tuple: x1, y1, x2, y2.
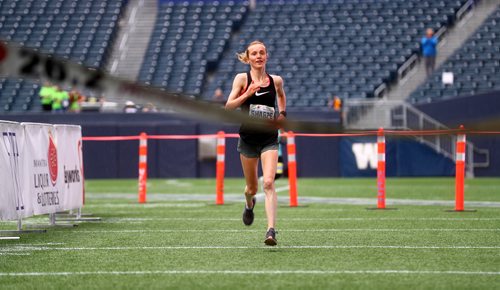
(421, 28, 438, 76)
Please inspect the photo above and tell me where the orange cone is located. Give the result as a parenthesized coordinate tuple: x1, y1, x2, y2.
(286, 131, 298, 207)
(215, 131, 225, 205)
(138, 132, 147, 203)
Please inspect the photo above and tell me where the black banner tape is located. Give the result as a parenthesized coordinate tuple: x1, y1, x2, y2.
(0, 41, 344, 133)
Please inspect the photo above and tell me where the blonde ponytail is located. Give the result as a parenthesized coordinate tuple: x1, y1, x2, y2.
(236, 40, 266, 64)
(237, 51, 249, 64)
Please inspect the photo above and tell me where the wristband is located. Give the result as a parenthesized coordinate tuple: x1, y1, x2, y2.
(279, 111, 287, 117)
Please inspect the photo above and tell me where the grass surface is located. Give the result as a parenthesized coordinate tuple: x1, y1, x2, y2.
(86, 177, 500, 201)
(1, 178, 499, 289)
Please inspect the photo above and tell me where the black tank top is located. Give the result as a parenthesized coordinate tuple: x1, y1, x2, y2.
(239, 72, 278, 145)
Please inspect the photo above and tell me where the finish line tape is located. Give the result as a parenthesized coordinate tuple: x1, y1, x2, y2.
(1, 40, 499, 134)
(0, 40, 343, 133)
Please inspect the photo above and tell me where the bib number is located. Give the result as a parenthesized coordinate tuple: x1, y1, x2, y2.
(249, 104, 275, 120)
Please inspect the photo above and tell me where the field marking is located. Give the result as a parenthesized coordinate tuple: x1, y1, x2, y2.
(69, 228, 500, 234)
(164, 179, 192, 187)
(101, 217, 500, 223)
(2, 245, 499, 252)
(0, 237, 20, 240)
(4, 217, 498, 226)
(85, 203, 206, 208)
(6, 242, 65, 246)
(0, 270, 498, 276)
(0, 253, 31, 256)
(84, 193, 500, 208)
(275, 185, 290, 192)
(299, 197, 500, 208)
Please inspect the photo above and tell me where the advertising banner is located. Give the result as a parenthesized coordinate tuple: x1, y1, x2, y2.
(340, 136, 378, 177)
(55, 125, 84, 210)
(0, 121, 26, 220)
(22, 122, 64, 215)
(340, 136, 454, 177)
(1, 122, 84, 220)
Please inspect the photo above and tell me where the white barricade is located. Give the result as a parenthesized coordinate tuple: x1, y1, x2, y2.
(23, 122, 63, 215)
(54, 124, 84, 210)
(0, 120, 26, 220)
(0, 121, 84, 221)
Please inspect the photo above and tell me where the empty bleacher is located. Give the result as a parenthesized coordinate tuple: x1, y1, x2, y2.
(205, 0, 468, 108)
(409, 7, 500, 103)
(1, 0, 492, 112)
(137, 1, 248, 95)
(0, 0, 126, 112)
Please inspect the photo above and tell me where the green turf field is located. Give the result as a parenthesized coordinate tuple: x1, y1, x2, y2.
(1, 178, 499, 289)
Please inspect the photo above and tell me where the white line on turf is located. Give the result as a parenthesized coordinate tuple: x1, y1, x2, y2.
(0, 270, 498, 276)
(275, 185, 289, 192)
(100, 217, 500, 223)
(2, 217, 498, 227)
(68, 228, 500, 233)
(83, 193, 500, 208)
(4, 217, 497, 226)
(85, 203, 206, 208)
(164, 179, 192, 187)
(0, 253, 31, 256)
(2, 245, 499, 251)
(7, 242, 65, 246)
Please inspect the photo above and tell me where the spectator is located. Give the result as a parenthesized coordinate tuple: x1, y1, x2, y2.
(123, 101, 138, 113)
(141, 103, 158, 113)
(327, 95, 342, 111)
(212, 87, 225, 105)
(39, 82, 55, 112)
(421, 28, 438, 76)
(51, 86, 69, 113)
(68, 89, 83, 113)
(333, 96, 342, 112)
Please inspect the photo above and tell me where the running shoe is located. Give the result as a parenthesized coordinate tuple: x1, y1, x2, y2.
(264, 228, 277, 246)
(242, 196, 256, 226)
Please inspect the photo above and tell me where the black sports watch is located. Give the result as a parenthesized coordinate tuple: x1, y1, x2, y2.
(279, 111, 287, 117)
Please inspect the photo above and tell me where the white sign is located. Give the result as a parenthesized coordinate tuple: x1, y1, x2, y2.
(22, 123, 63, 215)
(352, 143, 378, 170)
(0, 122, 84, 221)
(0, 121, 26, 220)
(442, 72, 454, 85)
(55, 125, 84, 210)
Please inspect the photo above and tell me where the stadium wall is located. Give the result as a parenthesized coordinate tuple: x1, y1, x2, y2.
(416, 90, 500, 176)
(0, 110, 483, 178)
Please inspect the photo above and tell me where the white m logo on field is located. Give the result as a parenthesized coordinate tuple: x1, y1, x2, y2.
(352, 143, 377, 170)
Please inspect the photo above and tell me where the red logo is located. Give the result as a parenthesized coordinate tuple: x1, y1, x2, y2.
(48, 132, 58, 185)
(0, 43, 6, 62)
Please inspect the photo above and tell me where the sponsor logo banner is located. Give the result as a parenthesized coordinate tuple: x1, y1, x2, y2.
(1, 122, 84, 220)
(55, 125, 83, 210)
(23, 123, 63, 215)
(340, 136, 378, 177)
(0, 121, 26, 220)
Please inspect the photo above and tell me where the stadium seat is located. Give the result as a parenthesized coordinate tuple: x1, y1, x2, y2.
(0, 0, 126, 112)
(204, 0, 469, 106)
(137, 1, 249, 96)
(0, 0, 478, 110)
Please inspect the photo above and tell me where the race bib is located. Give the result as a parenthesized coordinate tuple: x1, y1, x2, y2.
(249, 104, 275, 120)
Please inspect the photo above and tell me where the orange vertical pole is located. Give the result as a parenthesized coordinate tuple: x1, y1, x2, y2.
(215, 131, 225, 205)
(138, 132, 148, 203)
(377, 128, 386, 209)
(286, 131, 298, 207)
(455, 125, 466, 211)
